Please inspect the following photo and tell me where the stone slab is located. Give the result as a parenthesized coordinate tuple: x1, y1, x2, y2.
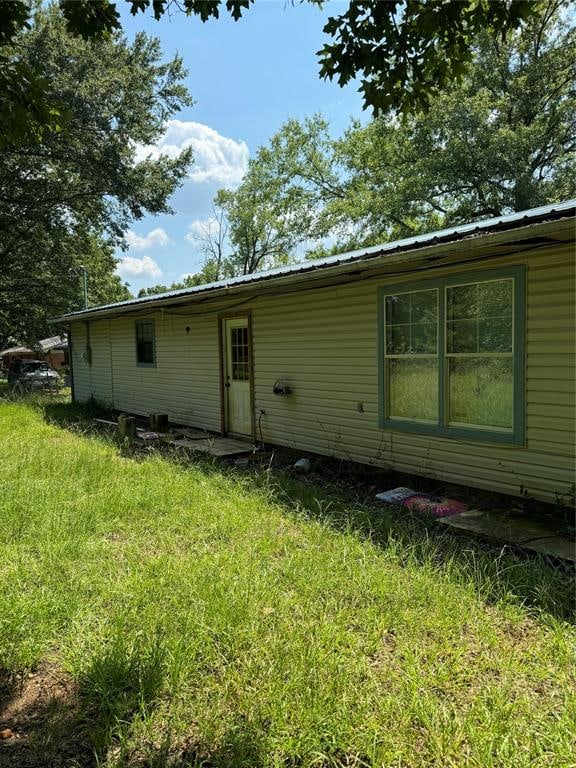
(170, 437, 255, 457)
(439, 512, 575, 562)
(171, 427, 209, 440)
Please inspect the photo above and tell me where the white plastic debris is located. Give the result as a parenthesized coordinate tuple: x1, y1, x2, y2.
(375, 487, 416, 503)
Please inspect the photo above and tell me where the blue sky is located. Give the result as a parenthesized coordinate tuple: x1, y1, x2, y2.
(115, 0, 364, 292)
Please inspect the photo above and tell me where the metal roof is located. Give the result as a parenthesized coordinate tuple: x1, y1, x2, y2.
(1, 336, 67, 356)
(52, 199, 575, 322)
(37, 335, 67, 352)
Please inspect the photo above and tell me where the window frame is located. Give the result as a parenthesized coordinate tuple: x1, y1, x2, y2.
(378, 265, 526, 445)
(135, 319, 156, 368)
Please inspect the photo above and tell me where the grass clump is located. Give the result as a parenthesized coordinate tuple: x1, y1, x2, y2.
(0, 399, 574, 767)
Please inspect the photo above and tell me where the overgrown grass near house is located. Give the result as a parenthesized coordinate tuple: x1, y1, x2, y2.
(0, 399, 574, 767)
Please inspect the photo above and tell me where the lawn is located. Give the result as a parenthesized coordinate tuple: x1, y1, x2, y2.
(0, 398, 574, 767)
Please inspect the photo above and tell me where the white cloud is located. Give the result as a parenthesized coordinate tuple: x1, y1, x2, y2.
(185, 216, 219, 242)
(125, 227, 171, 251)
(116, 255, 162, 279)
(134, 120, 249, 185)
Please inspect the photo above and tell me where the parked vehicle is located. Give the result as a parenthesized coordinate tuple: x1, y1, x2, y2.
(7, 359, 62, 393)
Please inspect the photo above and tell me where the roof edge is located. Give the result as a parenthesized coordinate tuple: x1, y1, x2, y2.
(51, 199, 576, 323)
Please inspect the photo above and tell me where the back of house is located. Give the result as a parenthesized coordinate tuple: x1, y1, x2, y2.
(54, 201, 576, 504)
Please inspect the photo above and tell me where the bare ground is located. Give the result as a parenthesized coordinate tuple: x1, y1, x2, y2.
(0, 664, 94, 768)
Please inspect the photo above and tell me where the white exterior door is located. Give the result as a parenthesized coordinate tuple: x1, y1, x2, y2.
(224, 317, 252, 437)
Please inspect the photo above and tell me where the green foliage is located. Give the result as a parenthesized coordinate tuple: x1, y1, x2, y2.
(0, 0, 542, 128)
(0, 55, 66, 146)
(216, 172, 298, 276)
(341, 3, 576, 230)
(0, 1, 252, 148)
(0, 1, 31, 46)
(137, 272, 214, 298)
(0, 399, 574, 765)
(140, 2, 574, 298)
(0, 7, 192, 345)
(225, 5, 575, 257)
(318, 0, 539, 115)
(127, 0, 254, 25)
(146, 177, 302, 297)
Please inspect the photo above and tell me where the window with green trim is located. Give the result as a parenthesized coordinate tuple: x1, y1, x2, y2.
(385, 288, 439, 423)
(135, 320, 155, 366)
(379, 267, 525, 444)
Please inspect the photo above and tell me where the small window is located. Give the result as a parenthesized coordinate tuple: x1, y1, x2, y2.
(135, 320, 155, 366)
(379, 267, 525, 444)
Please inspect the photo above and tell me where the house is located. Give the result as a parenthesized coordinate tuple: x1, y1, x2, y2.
(53, 201, 575, 504)
(36, 336, 69, 369)
(0, 346, 37, 368)
(1, 336, 68, 369)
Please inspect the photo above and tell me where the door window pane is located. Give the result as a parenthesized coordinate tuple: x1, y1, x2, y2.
(448, 357, 513, 430)
(231, 326, 249, 381)
(389, 359, 438, 422)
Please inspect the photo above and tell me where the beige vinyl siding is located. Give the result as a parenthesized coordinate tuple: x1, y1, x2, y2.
(69, 240, 575, 503)
(73, 311, 222, 432)
(252, 243, 575, 501)
(70, 320, 113, 404)
(70, 322, 90, 401)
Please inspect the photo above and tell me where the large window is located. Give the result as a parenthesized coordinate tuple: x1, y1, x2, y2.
(379, 267, 525, 443)
(135, 320, 156, 366)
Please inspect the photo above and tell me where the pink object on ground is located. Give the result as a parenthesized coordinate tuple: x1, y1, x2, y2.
(404, 495, 468, 517)
(376, 487, 468, 517)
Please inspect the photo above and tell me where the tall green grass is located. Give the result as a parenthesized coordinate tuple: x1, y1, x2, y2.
(0, 400, 574, 767)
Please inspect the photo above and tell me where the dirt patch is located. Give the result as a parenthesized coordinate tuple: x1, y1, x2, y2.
(0, 665, 94, 768)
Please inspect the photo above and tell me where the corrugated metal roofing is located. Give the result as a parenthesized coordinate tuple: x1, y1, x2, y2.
(38, 335, 67, 352)
(1, 336, 67, 356)
(52, 199, 575, 322)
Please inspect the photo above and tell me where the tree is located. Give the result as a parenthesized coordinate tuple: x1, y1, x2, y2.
(224, 2, 575, 256)
(0, 7, 192, 346)
(0, 0, 541, 147)
(190, 177, 299, 282)
(317, 0, 539, 115)
(187, 196, 231, 281)
(142, 167, 302, 297)
(1, 232, 131, 347)
(217, 167, 299, 276)
(136, 272, 215, 298)
(335, 0, 576, 237)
